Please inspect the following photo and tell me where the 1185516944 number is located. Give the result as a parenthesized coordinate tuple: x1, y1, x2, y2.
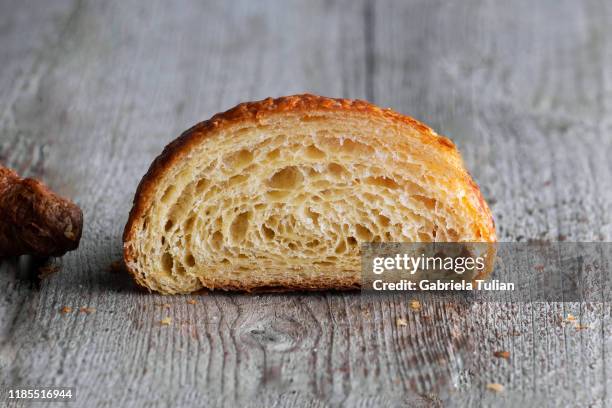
(4, 387, 75, 401)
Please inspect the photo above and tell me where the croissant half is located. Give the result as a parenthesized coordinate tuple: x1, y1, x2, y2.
(123, 95, 496, 294)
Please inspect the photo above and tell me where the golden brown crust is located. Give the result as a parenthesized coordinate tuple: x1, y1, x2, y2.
(196, 276, 361, 293)
(123, 94, 496, 292)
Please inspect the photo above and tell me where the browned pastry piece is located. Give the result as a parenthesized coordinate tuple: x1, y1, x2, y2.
(0, 165, 83, 257)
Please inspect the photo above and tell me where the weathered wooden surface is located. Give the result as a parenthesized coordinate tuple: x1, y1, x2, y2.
(0, 0, 611, 407)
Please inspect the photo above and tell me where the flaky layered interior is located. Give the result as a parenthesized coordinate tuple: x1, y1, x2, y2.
(125, 112, 494, 293)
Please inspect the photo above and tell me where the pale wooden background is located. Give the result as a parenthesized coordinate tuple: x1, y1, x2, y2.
(1, 0, 611, 407)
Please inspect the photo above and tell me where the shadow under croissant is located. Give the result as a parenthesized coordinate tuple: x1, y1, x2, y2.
(0, 255, 51, 289)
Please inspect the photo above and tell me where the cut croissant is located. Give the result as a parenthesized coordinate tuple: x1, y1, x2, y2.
(123, 95, 496, 294)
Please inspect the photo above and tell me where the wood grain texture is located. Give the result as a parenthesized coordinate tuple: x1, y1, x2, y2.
(0, 0, 610, 407)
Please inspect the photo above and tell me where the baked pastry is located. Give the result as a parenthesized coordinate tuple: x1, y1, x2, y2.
(0, 165, 82, 257)
(123, 95, 496, 294)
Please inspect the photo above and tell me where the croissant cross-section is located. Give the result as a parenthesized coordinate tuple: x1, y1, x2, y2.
(123, 95, 495, 294)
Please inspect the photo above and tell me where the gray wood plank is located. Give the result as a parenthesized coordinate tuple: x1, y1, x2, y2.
(0, 0, 611, 407)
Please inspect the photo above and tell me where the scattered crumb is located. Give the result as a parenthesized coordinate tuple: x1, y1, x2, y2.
(450, 327, 462, 340)
(156, 303, 171, 309)
(575, 324, 590, 331)
(409, 299, 421, 311)
(565, 314, 576, 322)
(160, 317, 172, 325)
(109, 260, 124, 274)
(38, 265, 59, 280)
(60, 306, 73, 314)
(79, 307, 96, 314)
(493, 351, 510, 360)
(187, 299, 197, 305)
(396, 317, 408, 327)
(486, 383, 504, 393)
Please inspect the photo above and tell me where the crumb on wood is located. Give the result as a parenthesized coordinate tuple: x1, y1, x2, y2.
(450, 327, 462, 340)
(60, 306, 73, 314)
(79, 307, 96, 314)
(187, 299, 197, 305)
(493, 351, 510, 360)
(396, 317, 408, 327)
(109, 260, 124, 273)
(157, 303, 171, 309)
(575, 324, 590, 330)
(160, 317, 172, 325)
(409, 299, 421, 311)
(38, 264, 60, 280)
(565, 314, 576, 322)
(486, 383, 504, 393)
